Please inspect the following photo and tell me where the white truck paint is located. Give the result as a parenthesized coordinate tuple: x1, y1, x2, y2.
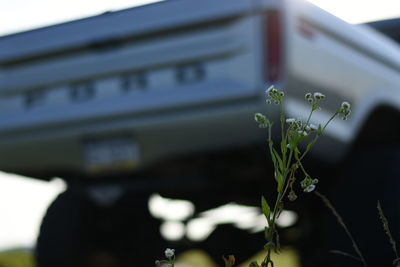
(0, 0, 399, 179)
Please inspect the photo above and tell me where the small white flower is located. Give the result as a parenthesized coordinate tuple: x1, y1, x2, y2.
(266, 85, 275, 95)
(309, 124, 318, 131)
(255, 113, 268, 128)
(297, 130, 308, 136)
(254, 113, 265, 122)
(304, 184, 316, 193)
(165, 248, 175, 259)
(286, 118, 296, 123)
(339, 101, 351, 120)
(341, 101, 350, 110)
(313, 92, 325, 100)
(305, 93, 312, 100)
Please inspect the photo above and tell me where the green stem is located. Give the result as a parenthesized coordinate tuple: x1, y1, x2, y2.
(322, 111, 339, 132)
(281, 170, 295, 198)
(298, 161, 310, 178)
(297, 110, 338, 161)
(303, 108, 315, 131)
(263, 169, 290, 265)
(296, 111, 338, 164)
(280, 102, 285, 142)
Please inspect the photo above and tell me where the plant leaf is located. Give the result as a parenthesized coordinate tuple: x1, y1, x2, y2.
(270, 148, 277, 166)
(317, 124, 323, 136)
(277, 179, 284, 192)
(275, 170, 284, 192)
(306, 140, 314, 152)
(280, 138, 287, 156)
(261, 196, 271, 221)
(272, 148, 284, 171)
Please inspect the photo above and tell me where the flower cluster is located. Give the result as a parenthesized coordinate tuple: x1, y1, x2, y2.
(339, 101, 351, 120)
(305, 92, 326, 111)
(265, 85, 284, 105)
(254, 113, 268, 128)
(300, 176, 319, 193)
(252, 85, 351, 267)
(286, 118, 317, 132)
(285, 117, 318, 141)
(305, 92, 326, 102)
(155, 248, 175, 267)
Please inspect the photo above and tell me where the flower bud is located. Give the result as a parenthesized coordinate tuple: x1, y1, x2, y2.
(165, 248, 175, 259)
(255, 113, 268, 128)
(288, 190, 297, 201)
(222, 255, 236, 267)
(304, 184, 316, 193)
(297, 130, 308, 136)
(266, 85, 275, 95)
(341, 101, 350, 110)
(314, 92, 325, 100)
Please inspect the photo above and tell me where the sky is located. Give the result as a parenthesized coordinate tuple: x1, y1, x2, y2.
(0, 173, 65, 250)
(0, 0, 399, 251)
(0, 0, 400, 36)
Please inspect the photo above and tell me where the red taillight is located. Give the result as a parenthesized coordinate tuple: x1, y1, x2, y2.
(265, 10, 282, 82)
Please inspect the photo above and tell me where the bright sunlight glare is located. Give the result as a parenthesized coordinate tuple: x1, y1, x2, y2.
(306, 0, 400, 24)
(0, 173, 65, 250)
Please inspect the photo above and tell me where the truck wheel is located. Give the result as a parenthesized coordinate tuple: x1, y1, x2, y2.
(35, 187, 85, 267)
(312, 145, 400, 267)
(35, 184, 166, 267)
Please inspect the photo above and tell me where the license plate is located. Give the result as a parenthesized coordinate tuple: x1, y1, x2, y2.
(83, 136, 139, 173)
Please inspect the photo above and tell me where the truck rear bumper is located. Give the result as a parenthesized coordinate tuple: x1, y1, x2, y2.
(0, 88, 271, 179)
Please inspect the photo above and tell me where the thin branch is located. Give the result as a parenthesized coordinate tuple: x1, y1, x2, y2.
(330, 250, 363, 262)
(377, 201, 399, 263)
(314, 191, 368, 267)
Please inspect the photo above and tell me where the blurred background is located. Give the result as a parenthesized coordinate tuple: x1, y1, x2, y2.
(1, 0, 400, 36)
(0, 0, 399, 266)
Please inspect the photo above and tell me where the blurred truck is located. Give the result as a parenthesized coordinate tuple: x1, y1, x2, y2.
(367, 17, 400, 44)
(0, 0, 400, 266)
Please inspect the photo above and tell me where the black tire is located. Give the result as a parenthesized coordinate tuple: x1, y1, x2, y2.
(35, 184, 166, 267)
(35, 187, 85, 267)
(305, 145, 400, 267)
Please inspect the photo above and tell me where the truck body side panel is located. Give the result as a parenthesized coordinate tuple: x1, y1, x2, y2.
(0, 0, 399, 177)
(283, 0, 400, 158)
(0, 0, 276, 178)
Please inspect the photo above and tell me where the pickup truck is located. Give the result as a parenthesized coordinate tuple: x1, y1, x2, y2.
(0, 0, 399, 266)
